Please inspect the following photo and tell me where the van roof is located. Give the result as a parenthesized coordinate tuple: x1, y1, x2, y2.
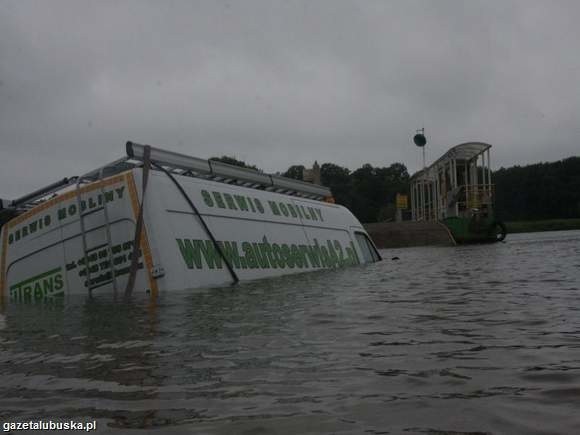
(1, 141, 333, 227)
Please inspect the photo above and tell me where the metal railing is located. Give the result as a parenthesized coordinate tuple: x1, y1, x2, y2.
(456, 184, 495, 212)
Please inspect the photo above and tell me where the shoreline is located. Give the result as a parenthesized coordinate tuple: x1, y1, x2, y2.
(505, 218, 580, 234)
(366, 219, 580, 249)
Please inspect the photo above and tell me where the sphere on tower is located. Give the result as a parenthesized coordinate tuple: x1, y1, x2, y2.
(413, 133, 427, 147)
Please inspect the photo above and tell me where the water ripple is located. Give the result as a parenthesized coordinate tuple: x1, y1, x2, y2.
(0, 231, 580, 434)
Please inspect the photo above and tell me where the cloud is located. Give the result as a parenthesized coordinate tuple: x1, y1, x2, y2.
(1, 0, 579, 197)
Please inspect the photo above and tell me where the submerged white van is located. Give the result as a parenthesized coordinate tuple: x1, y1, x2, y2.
(0, 142, 381, 302)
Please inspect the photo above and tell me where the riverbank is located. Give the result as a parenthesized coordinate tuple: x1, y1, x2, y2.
(365, 218, 580, 248)
(506, 218, 580, 234)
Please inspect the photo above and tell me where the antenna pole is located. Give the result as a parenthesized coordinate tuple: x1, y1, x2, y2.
(417, 128, 426, 220)
(416, 127, 426, 171)
(412, 128, 428, 221)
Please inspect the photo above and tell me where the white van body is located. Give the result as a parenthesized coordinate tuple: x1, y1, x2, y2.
(0, 144, 381, 303)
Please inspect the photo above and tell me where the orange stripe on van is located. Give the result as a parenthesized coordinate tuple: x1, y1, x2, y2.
(125, 172, 159, 298)
(0, 228, 8, 308)
(6, 174, 127, 229)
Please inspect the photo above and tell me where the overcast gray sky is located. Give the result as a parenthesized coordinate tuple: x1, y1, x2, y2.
(1, 0, 579, 198)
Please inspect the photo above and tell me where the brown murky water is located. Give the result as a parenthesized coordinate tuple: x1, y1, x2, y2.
(1, 230, 580, 434)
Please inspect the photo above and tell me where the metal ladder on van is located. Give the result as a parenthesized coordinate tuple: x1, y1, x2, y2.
(75, 170, 118, 295)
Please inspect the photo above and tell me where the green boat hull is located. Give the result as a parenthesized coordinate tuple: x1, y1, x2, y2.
(442, 216, 506, 244)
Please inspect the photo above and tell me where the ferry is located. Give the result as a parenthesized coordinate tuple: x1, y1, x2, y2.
(0, 142, 381, 303)
(409, 141, 507, 243)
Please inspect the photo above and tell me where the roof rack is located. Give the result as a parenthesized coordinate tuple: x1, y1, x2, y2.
(1, 141, 332, 226)
(126, 142, 331, 199)
(0, 177, 80, 226)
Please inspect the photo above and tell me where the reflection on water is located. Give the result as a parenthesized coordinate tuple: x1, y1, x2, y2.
(1, 230, 580, 434)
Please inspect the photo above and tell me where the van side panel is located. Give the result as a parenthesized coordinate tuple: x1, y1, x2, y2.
(6, 225, 66, 303)
(143, 171, 369, 291)
(1, 173, 153, 301)
(1, 167, 379, 301)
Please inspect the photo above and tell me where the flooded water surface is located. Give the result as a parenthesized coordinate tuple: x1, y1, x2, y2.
(1, 230, 580, 434)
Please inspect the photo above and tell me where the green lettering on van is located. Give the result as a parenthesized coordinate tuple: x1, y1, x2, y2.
(9, 267, 65, 301)
(234, 195, 249, 211)
(201, 190, 214, 207)
(223, 193, 238, 210)
(176, 238, 203, 269)
(268, 201, 280, 216)
(175, 236, 369, 272)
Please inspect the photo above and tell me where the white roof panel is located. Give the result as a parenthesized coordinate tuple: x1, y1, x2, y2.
(411, 142, 492, 180)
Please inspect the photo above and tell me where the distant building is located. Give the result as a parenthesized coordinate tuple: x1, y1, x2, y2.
(303, 161, 321, 185)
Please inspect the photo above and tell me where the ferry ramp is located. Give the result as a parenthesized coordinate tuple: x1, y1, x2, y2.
(364, 221, 455, 249)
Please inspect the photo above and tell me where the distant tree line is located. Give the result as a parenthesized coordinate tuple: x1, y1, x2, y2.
(212, 154, 580, 223)
(211, 156, 410, 223)
(209, 155, 258, 170)
(283, 162, 410, 223)
(494, 156, 580, 221)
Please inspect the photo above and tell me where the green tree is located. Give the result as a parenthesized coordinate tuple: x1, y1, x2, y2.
(320, 163, 352, 209)
(210, 156, 259, 170)
(494, 156, 580, 220)
(283, 165, 305, 180)
(348, 163, 410, 222)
